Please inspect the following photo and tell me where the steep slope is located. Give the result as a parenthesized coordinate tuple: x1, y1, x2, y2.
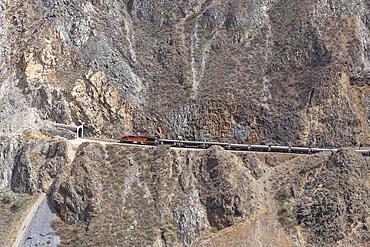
(50, 144, 370, 247)
(0, 0, 369, 146)
(0, 139, 369, 246)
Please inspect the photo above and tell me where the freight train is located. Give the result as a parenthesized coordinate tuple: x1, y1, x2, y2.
(119, 135, 370, 156)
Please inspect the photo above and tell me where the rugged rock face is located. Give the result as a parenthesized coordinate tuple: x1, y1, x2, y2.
(196, 146, 255, 230)
(50, 144, 258, 246)
(50, 143, 104, 224)
(289, 150, 370, 245)
(0, 137, 74, 194)
(0, 0, 369, 145)
(44, 143, 369, 246)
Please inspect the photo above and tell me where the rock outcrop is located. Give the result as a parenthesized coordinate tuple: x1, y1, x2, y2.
(196, 146, 255, 230)
(0, 0, 369, 146)
(50, 143, 104, 224)
(0, 138, 368, 246)
(292, 150, 369, 245)
(0, 138, 73, 194)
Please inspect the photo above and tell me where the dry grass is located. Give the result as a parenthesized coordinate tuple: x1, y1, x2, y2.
(0, 193, 37, 246)
(21, 130, 50, 140)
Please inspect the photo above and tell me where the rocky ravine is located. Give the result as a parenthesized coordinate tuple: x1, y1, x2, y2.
(0, 138, 369, 246)
(0, 0, 369, 146)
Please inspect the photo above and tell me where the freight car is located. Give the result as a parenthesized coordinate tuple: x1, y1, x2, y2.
(117, 136, 369, 156)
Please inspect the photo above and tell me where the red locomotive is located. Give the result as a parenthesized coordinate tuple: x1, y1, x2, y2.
(120, 135, 158, 145)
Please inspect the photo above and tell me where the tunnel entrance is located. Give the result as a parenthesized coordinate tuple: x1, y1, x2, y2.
(76, 125, 84, 138)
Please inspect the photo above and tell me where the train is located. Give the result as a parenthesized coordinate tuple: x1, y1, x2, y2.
(120, 135, 158, 145)
(119, 135, 370, 156)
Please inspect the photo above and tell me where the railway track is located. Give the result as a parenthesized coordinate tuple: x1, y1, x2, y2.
(73, 138, 370, 156)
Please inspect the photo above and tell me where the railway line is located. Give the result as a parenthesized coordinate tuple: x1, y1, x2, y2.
(70, 137, 370, 156)
(56, 124, 369, 156)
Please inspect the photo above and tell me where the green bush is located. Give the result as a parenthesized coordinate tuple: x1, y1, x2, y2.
(122, 212, 131, 221)
(277, 187, 292, 201)
(159, 218, 178, 242)
(11, 200, 22, 211)
(1, 193, 12, 204)
(72, 227, 80, 234)
(360, 63, 368, 78)
(184, 84, 193, 97)
(106, 144, 116, 151)
(278, 202, 292, 220)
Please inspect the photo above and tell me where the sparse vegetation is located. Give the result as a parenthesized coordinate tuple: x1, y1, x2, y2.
(11, 200, 22, 211)
(105, 144, 116, 152)
(0, 193, 34, 245)
(277, 187, 292, 201)
(184, 84, 193, 96)
(22, 130, 49, 140)
(278, 202, 293, 220)
(1, 0, 369, 246)
(159, 216, 178, 242)
(122, 212, 131, 221)
(277, 187, 294, 222)
(72, 227, 79, 234)
(160, 222, 174, 232)
(1, 193, 12, 204)
(53, 145, 162, 246)
(360, 62, 367, 78)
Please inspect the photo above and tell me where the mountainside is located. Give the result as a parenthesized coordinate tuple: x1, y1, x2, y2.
(0, 138, 369, 246)
(0, 0, 370, 246)
(0, 0, 369, 146)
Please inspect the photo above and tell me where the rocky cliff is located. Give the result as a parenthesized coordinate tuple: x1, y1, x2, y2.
(0, 139, 369, 246)
(0, 0, 369, 146)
